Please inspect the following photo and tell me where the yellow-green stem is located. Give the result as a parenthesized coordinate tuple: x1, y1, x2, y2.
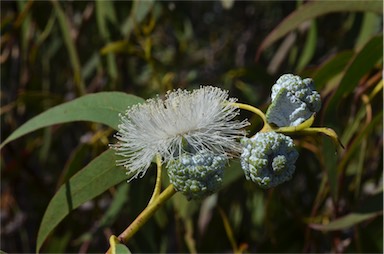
(148, 154, 162, 205)
(230, 102, 272, 132)
(231, 102, 267, 124)
(274, 114, 315, 133)
(108, 236, 120, 254)
(118, 184, 176, 243)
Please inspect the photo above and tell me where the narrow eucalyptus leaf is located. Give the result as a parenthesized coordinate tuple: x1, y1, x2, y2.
(36, 149, 130, 252)
(310, 212, 381, 231)
(1, 92, 144, 149)
(256, 1, 382, 59)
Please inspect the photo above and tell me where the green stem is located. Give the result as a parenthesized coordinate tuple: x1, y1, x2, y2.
(230, 102, 272, 132)
(274, 114, 315, 133)
(148, 154, 162, 205)
(231, 102, 267, 124)
(108, 235, 120, 254)
(117, 184, 176, 244)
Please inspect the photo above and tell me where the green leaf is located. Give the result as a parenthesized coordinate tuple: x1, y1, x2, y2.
(95, 0, 117, 40)
(312, 50, 354, 89)
(98, 183, 130, 228)
(72, 183, 130, 249)
(17, 1, 32, 60)
(310, 212, 382, 231)
(323, 138, 338, 201)
(1, 92, 144, 149)
(355, 13, 382, 48)
(256, 0, 383, 59)
(338, 112, 383, 173)
(95, 0, 118, 84)
(51, 0, 85, 95)
(121, 0, 155, 37)
(327, 35, 383, 113)
(296, 20, 317, 72)
(43, 230, 72, 253)
(109, 235, 132, 254)
(114, 243, 132, 254)
(36, 149, 130, 252)
(310, 184, 382, 232)
(56, 144, 92, 189)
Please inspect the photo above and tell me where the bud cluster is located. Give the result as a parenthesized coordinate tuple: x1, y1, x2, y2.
(239, 74, 323, 188)
(167, 152, 226, 200)
(266, 74, 321, 127)
(240, 132, 299, 188)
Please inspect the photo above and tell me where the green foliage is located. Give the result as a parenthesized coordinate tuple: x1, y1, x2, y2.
(1, 92, 144, 149)
(36, 149, 128, 252)
(256, 0, 383, 59)
(1, 1, 382, 253)
(326, 35, 383, 116)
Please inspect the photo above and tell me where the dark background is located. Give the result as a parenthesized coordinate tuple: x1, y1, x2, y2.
(1, 1, 383, 253)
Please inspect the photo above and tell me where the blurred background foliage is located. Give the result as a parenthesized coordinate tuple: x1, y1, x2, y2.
(1, 0, 383, 253)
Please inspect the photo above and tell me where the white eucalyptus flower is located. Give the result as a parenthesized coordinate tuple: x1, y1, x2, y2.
(111, 86, 249, 181)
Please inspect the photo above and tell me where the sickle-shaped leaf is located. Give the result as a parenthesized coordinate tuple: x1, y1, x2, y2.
(312, 50, 354, 89)
(326, 35, 383, 114)
(36, 149, 131, 252)
(1, 92, 144, 149)
(256, 0, 383, 60)
(309, 212, 382, 231)
(310, 190, 383, 231)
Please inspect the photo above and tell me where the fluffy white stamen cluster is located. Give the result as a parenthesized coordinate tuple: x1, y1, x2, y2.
(111, 86, 249, 181)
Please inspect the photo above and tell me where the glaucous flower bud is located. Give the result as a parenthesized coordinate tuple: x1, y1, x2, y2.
(240, 132, 299, 188)
(167, 152, 226, 200)
(266, 74, 321, 127)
